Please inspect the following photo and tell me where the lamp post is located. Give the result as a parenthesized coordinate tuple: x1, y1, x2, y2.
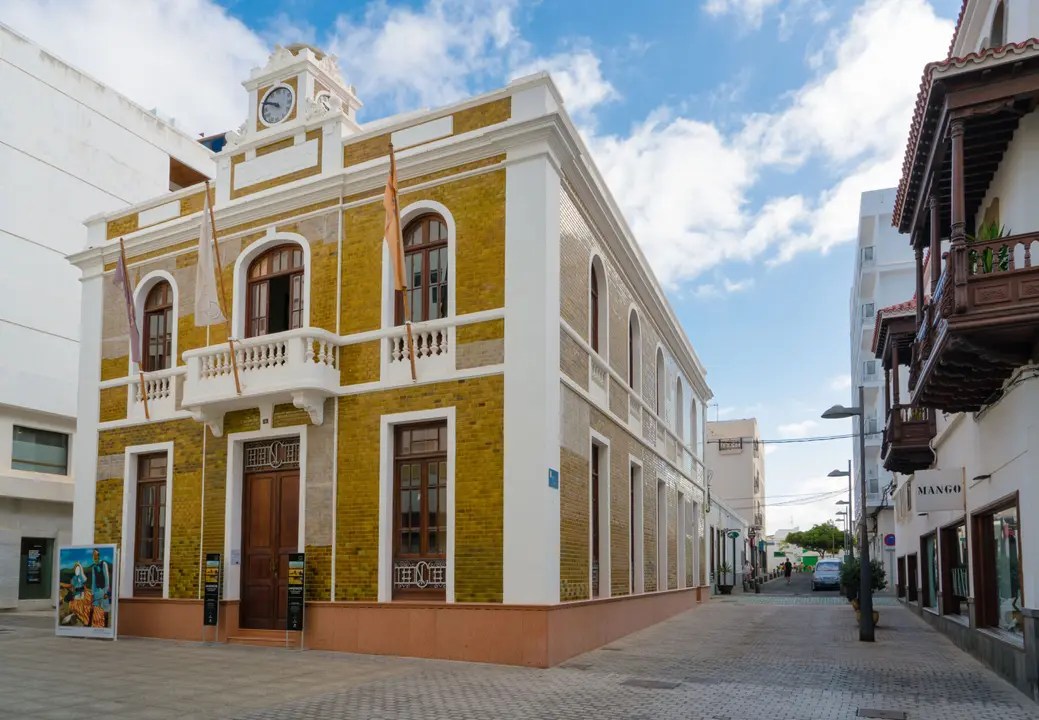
(828, 461, 854, 559)
(822, 386, 874, 642)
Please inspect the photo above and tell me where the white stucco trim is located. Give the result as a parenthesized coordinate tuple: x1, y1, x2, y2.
(72, 269, 104, 544)
(230, 231, 312, 340)
(627, 305, 643, 396)
(128, 271, 180, 412)
(380, 199, 458, 327)
(221, 424, 309, 601)
(589, 429, 611, 599)
(588, 253, 609, 363)
(118, 441, 174, 600)
(377, 407, 456, 603)
(629, 455, 645, 594)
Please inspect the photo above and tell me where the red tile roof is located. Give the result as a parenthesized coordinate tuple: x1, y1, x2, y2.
(871, 298, 921, 356)
(892, 38, 1039, 230)
(948, 0, 969, 60)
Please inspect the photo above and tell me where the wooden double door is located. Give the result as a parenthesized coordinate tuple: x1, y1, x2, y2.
(240, 470, 299, 630)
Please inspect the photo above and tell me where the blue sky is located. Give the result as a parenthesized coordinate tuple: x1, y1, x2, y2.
(3, 0, 964, 531)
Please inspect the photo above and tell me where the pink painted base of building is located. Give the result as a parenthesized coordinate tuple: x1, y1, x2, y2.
(116, 586, 707, 667)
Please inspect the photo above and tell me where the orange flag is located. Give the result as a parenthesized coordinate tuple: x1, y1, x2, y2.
(383, 144, 406, 292)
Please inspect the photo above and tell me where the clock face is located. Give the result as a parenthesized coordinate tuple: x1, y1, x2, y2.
(260, 85, 294, 125)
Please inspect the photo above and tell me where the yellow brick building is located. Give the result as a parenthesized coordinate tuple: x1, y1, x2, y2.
(67, 44, 713, 667)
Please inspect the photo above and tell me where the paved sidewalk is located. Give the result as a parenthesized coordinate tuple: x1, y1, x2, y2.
(1, 600, 1036, 719)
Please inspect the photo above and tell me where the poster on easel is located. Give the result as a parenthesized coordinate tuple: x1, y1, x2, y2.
(203, 553, 221, 628)
(56, 545, 118, 640)
(287, 552, 305, 632)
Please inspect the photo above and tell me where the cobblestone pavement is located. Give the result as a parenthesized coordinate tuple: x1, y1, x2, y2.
(1, 600, 1036, 720)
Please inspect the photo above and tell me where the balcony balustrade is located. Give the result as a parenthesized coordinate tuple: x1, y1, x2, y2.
(910, 231, 1039, 412)
(182, 328, 340, 435)
(881, 405, 936, 474)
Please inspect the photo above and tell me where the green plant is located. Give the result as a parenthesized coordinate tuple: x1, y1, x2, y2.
(839, 556, 888, 595)
(718, 561, 733, 584)
(967, 221, 1011, 274)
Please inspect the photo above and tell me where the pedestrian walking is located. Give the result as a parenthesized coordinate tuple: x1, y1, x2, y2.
(784, 559, 793, 585)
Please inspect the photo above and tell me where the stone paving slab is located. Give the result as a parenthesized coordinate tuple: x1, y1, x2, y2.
(1, 600, 1036, 720)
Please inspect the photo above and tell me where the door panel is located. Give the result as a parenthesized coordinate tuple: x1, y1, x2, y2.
(241, 471, 298, 630)
(274, 473, 299, 630)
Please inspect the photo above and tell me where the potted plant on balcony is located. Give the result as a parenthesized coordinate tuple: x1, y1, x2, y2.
(717, 562, 734, 595)
(967, 221, 1010, 275)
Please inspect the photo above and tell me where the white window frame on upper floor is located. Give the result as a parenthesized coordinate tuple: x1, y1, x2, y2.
(380, 199, 458, 329)
(588, 253, 608, 361)
(230, 231, 312, 340)
(131, 270, 179, 373)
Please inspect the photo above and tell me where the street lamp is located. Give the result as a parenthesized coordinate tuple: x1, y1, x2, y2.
(822, 386, 874, 643)
(827, 464, 854, 559)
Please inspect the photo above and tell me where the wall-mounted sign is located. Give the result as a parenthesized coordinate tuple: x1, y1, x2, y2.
(203, 553, 220, 627)
(548, 469, 559, 490)
(26, 548, 42, 584)
(287, 553, 305, 632)
(915, 468, 964, 513)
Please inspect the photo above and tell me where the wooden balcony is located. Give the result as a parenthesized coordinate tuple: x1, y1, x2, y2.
(882, 405, 936, 475)
(910, 232, 1039, 412)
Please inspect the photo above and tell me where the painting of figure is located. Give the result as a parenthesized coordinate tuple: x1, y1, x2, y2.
(56, 545, 118, 639)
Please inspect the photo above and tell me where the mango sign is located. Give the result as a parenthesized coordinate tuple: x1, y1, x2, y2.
(914, 468, 964, 513)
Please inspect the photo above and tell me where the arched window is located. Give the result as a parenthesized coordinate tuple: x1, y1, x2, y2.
(590, 266, 600, 352)
(143, 281, 173, 371)
(397, 214, 448, 324)
(246, 244, 304, 338)
(991, 1, 1006, 48)
(656, 348, 665, 417)
(628, 310, 642, 392)
(676, 378, 684, 440)
(589, 256, 607, 355)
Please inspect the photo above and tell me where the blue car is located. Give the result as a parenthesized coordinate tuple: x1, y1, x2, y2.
(812, 560, 842, 591)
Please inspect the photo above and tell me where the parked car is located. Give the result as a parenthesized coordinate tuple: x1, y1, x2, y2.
(812, 560, 842, 591)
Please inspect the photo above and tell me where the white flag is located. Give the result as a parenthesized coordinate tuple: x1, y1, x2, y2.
(194, 193, 226, 327)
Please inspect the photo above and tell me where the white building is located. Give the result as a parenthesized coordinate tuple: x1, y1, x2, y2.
(0, 23, 213, 610)
(848, 187, 915, 588)
(883, 0, 1039, 699)
(705, 496, 751, 592)
(706, 418, 766, 570)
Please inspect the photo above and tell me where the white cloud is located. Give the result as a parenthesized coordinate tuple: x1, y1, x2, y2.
(776, 420, 819, 438)
(0, 0, 269, 135)
(511, 49, 618, 120)
(703, 0, 783, 28)
(327, 0, 522, 112)
(829, 374, 852, 391)
(584, 0, 952, 285)
(1, 0, 953, 287)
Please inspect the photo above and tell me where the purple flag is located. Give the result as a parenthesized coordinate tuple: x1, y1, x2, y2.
(114, 241, 142, 366)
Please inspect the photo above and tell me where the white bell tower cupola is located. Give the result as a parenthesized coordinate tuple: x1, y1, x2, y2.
(226, 43, 363, 150)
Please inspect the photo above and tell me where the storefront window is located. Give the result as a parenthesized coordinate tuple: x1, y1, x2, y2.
(923, 534, 938, 609)
(941, 523, 968, 616)
(992, 506, 1022, 634)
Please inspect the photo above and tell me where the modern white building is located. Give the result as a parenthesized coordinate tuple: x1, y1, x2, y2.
(881, 0, 1039, 700)
(0, 23, 214, 609)
(848, 187, 915, 587)
(705, 418, 766, 570)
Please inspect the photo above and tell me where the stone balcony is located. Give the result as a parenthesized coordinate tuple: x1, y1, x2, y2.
(181, 328, 339, 435)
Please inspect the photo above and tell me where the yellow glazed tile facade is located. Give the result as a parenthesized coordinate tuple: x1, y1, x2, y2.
(335, 375, 504, 602)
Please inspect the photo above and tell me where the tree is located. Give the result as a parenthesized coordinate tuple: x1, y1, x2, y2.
(784, 522, 849, 557)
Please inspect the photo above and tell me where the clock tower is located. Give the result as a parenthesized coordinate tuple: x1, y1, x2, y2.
(214, 44, 364, 203)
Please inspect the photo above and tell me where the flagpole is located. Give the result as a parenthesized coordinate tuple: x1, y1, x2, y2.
(119, 238, 150, 420)
(204, 181, 242, 395)
(389, 144, 418, 382)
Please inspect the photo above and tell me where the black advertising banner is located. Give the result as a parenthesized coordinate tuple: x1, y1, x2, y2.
(203, 553, 221, 627)
(287, 552, 305, 632)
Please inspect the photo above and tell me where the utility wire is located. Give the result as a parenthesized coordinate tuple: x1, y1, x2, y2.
(708, 432, 881, 445)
